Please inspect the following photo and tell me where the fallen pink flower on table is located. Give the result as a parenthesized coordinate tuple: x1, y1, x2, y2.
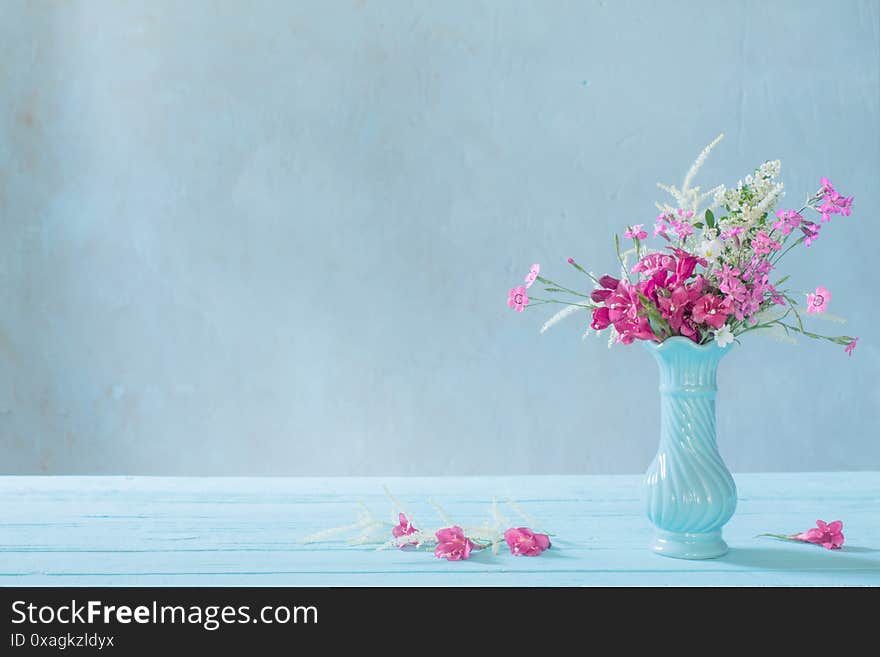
(391, 513, 418, 548)
(434, 526, 475, 561)
(504, 527, 551, 556)
(845, 337, 858, 356)
(794, 520, 845, 550)
(758, 519, 845, 550)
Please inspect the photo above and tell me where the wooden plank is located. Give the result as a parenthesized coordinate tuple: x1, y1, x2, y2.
(0, 474, 877, 586)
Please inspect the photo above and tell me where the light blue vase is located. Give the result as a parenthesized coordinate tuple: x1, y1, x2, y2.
(642, 336, 737, 559)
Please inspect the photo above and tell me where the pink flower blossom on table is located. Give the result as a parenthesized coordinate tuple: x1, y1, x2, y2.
(392, 513, 418, 547)
(794, 520, 845, 550)
(503, 527, 551, 557)
(434, 526, 474, 561)
(523, 263, 540, 288)
(845, 337, 858, 356)
(691, 293, 733, 329)
(806, 286, 831, 315)
(624, 224, 648, 240)
(752, 230, 781, 256)
(507, 286, 529, 313)
(802, 222, 821, 247)
(773, 209, 803, 235)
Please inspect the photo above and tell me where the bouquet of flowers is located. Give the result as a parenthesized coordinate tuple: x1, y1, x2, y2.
(507, 134, 858, 355)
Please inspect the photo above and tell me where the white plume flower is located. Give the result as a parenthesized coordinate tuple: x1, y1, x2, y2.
(540, 304, 583, 334)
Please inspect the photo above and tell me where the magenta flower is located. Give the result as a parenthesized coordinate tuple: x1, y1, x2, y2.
(657, 282, 702, 333)
(507, 286, 529, 313)
(624, 224, 648, 240)
(669, 247, 706, 286)
(794, 520, 845, 550)
(691, 293, 733, 329)
(391, 513, 418, 548)
(752, 230, 781, 256)
(632, 253, 674, 278)
(590, 306, 611, 330)
(773, 209, 803, 235)
(503, 527, 551, 557)
(845, 337, 858, 356)
(759, 519, 845, 550)
(802, 222, 821, 247)
(806, 286, 831, 315)
(523, 263, 540, 288)
(817, 178, 854, 222)
(434, 526, 475, 561)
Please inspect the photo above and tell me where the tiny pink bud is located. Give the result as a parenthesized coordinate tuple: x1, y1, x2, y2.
(567, 257, 574, 264)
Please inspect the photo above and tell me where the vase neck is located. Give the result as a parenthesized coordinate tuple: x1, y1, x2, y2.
(644, 339, 729, 396)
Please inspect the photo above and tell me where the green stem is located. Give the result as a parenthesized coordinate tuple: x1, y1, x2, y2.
(614, 234, 631, 283)
(567, 259, 600, 284)
(527, 297, 595, 310)
(535, 276, 589, 299)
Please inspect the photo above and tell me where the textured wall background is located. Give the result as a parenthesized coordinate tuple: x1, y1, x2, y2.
(1, 0, 878, 475)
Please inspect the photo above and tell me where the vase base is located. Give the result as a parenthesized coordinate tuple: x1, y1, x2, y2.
(651, 530, 728, 560)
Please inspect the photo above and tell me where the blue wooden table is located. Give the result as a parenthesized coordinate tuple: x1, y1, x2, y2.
(1, 473, 878, 586)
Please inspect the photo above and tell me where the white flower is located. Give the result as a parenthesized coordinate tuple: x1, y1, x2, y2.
(698, 238, 722, 261)
(713, 324, 734, 348)
(540, 304, 582, 334)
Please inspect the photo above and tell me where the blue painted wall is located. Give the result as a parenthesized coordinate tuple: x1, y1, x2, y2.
(1, 0, 878, 475)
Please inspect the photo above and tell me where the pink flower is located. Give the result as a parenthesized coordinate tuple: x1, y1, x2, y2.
(845, 337, 858, 356)
(752, 230, 781, 256)
(524, 263, 540, 288)
(590, 274, 620, 304)
(806, 286, 831, 315)
(624, 224, 648, 240)
(671, 220, 694, 240)
(691, 293, 733, 329)
(434, 526, 474, 561)
(794, 520, 845, 550)
(507, 286, 529, 313)
(657, 281, 703, 333)
(504, 527, 551, 557)
(717, 264, 746, 301)
(392, 513, 418, 547)
(802, 222, 821, 247)
(773, 209, 803, 236)
(817, 178, 854, 222)
(720, 226, 745, 240)
(632, 253, 674, 278)
(590, 306, 611, 330)
(668, 247, 706, 286)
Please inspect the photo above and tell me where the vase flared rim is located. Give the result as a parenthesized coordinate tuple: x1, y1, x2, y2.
(641, 335, 734, 354)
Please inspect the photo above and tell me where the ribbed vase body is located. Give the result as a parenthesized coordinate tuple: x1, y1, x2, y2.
(642, 337, 736, 559)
